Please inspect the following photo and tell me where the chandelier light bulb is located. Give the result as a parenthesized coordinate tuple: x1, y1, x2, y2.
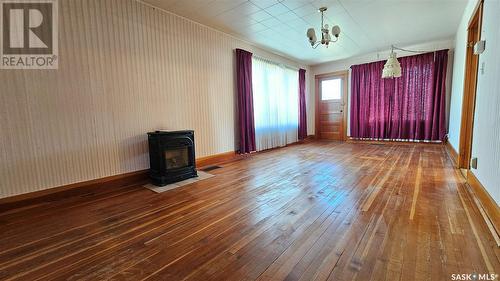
(325, 33, 331, 42)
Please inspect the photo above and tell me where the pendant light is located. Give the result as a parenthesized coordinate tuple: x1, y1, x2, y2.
(306, 7, 341, 49)
(382, 46, 402, 79)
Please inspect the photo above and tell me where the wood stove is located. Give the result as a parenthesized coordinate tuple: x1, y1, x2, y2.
(147, 130, 197, 186)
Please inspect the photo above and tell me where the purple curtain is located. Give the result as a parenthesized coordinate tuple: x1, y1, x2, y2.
(350, 50, 448, 141)
(431, 50, 448, 141)
(236, 49, 256, 154)
(298, 69, 307, 140)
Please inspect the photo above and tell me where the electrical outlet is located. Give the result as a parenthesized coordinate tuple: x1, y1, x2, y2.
(471, 157, 478, 169)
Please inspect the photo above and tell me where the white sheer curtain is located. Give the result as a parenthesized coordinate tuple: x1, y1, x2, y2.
(252, 57, 299, 151)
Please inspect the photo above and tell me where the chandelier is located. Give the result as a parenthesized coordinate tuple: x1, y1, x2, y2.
(306, 7, 341, 49)
(382, 46, 402, 79)
(382, 45, 429, 78)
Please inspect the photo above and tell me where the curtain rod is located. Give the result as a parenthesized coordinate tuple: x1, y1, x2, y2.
(253, 55, 301, 71)
(392, 45, 436, 54)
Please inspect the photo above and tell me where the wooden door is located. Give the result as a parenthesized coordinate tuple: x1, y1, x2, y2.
(458, 0, 483, 169)
(315, 72, 347, 141)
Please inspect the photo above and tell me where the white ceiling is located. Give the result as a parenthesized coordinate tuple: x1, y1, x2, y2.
(142, 0, 468, 65)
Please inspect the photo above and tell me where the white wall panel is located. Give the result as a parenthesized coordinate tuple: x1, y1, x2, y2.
(0, 0, 309, 199)
(470, 0, 500, 204)
(448, 0, 479, 152)
(448, 0, 499, 204)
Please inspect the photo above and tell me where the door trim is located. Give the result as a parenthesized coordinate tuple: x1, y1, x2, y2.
(315, 70, 348, 141)
(458, 0, 483, 169)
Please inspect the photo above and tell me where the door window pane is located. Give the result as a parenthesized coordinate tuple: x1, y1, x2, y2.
(321, 79, 342, 100)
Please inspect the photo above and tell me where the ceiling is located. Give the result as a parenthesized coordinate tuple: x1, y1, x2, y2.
(142, 0, 468, 65)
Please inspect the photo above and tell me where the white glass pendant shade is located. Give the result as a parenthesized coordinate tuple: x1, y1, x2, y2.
(307, 28, 317, 43)
(332, 25, 341, 37)
(382, 52, 402, 78)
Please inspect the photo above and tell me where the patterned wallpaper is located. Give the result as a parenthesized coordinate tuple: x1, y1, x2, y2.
(0, 0, 310, 198)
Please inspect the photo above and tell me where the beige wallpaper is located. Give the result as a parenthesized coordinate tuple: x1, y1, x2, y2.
(0, 0, 310, 199)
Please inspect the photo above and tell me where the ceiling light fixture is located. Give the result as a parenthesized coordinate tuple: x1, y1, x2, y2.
(382, 45, 430, 79)
(306, 7, 340, 49)
(382, 46, 402, 79)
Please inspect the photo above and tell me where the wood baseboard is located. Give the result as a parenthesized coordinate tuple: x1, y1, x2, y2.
(466, 170, 500, 244)
(0, 139, 318, 211)
(196, 151, 240, 168)
(445, 141, 459, 168)
(0, 169, 149, 212)
(302, 135, 316, 143)
(0, 151, 240, 210)
(291, 135, 316, 145)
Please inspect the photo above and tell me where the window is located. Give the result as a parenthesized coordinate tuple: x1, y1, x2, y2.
(321, 78, 342, 100)
(252, 57, 299, 151)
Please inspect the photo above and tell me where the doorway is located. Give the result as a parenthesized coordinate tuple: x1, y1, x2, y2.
(315, 71, 348, 141)
(458, 0, 483, 169)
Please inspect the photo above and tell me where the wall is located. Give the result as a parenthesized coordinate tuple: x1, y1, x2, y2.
(0, 0, 310, 199)
(310, 39, 455, 136)
(469, 0, 500, 204)
(448, 0, 479, 151)
(448, 0, 500, 204)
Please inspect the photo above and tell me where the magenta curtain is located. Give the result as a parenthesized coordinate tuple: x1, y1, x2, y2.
(236, 49, 256, 154)
(431, 50, 448, 141)
(350, 50, 448, 141)
(298, 69, 307, 140)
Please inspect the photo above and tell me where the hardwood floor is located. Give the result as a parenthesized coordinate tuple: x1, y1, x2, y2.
(0, 142, 498, 281)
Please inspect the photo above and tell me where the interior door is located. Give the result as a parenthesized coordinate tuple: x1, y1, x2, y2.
(316, 73, 347, 140)
(458, 0, 483, 169)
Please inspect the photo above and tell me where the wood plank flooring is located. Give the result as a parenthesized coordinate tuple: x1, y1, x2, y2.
(0, 142, 499, 280)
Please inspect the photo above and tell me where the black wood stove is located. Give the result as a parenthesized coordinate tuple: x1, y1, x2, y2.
(147, 130, 197, 186)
